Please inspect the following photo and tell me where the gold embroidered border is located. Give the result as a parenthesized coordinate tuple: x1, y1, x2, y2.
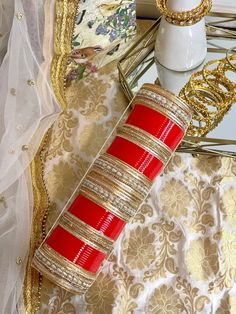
(51, 0, 78, 110)
(117, 124, 172, 164)
(24, 129, 53, 314)
(59, 212, 114, 255)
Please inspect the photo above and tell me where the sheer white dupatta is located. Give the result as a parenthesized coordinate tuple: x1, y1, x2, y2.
(0, 0, 61, 312)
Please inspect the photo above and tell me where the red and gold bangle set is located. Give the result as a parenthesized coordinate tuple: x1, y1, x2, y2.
(32, 83, 192, 294)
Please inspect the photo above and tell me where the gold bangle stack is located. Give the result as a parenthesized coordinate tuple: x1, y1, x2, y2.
(179, 49, 236, 137)
(156, 0, 212, 26)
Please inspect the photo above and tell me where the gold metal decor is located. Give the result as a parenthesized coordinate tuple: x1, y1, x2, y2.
(118, 14, 236, 157)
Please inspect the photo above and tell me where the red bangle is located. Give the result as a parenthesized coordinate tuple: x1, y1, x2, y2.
(32, 83, 192, 294)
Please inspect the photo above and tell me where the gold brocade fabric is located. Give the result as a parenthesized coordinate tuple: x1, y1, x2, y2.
(25, 7, 236, 314)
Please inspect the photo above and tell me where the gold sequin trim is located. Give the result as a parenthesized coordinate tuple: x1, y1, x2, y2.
(27, 79, 35, 86)
(21, 145, 29, 151)
(16, 257, 22, 265)
(16, 12, 24, 20)
(10, 88, 16, 96)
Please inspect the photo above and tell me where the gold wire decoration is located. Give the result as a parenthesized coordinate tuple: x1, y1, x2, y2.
(179, 50, 236, 137)
(118, 17, 236, 157)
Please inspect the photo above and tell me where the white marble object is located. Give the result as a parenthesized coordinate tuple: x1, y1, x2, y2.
(155, 0, 207, 71)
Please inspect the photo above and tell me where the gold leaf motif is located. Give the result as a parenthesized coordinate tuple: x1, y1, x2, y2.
(163, 153, 183, 174)
(193, 155, 222, 176)
(112, 263, 144, 314)
(129, 283, 144, 299)
(165, 257, 178, 274)
(112, 85, 129, 113)
(47, 111, 79, 160)
(147, 285, 183, 314)
(47, 160, 78, 202)
(189, 178, 215, 234)
(220, 188, 236, 227)
(212, 231, 236, 291)
(159, 178, 191, 218)
(195, 295, 211, 312)
(144, 219, 182, 281)
(79, 123, 109, 157)
(43, 286, 75, 314)
(185, 238, 219, 281)
(176, 277, 210, 314)
(216, 294, 236, 314)
(85, 272, 118, 314)
(216, 295, 231, 314)
(122, 226, 156, 270)
(65, 76, 111, 118)
(133, 203, 154, 224)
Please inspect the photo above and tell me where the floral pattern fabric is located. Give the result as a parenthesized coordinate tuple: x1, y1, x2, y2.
(27, 14, 236, 314)
(37, 66, 236, 314)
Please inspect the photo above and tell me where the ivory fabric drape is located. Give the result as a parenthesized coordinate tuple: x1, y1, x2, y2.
(0, 1, 61, 312)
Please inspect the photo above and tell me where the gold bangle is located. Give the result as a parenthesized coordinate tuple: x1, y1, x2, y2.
(87, 169, 141, 205)
(202, 62, 235, 98)
(156, 0, 212, 26)
(59, 212, 114, 255)
(134, 83, 192, 132)
(179, 67, 234, 137)
(80, 177, 140, 222)
(95, 153, 152, 198)
(226, 47, 236, 70)
(117, 124, 172, 164)
(33, 243, 95, 294)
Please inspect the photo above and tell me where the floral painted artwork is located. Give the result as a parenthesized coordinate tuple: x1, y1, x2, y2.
(66, 0, 136, 84)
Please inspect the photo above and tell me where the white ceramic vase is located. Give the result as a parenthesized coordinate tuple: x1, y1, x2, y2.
(155, 0, 207, 72)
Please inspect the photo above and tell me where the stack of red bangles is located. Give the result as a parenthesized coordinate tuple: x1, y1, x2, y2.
(32, 83, 192, 294)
